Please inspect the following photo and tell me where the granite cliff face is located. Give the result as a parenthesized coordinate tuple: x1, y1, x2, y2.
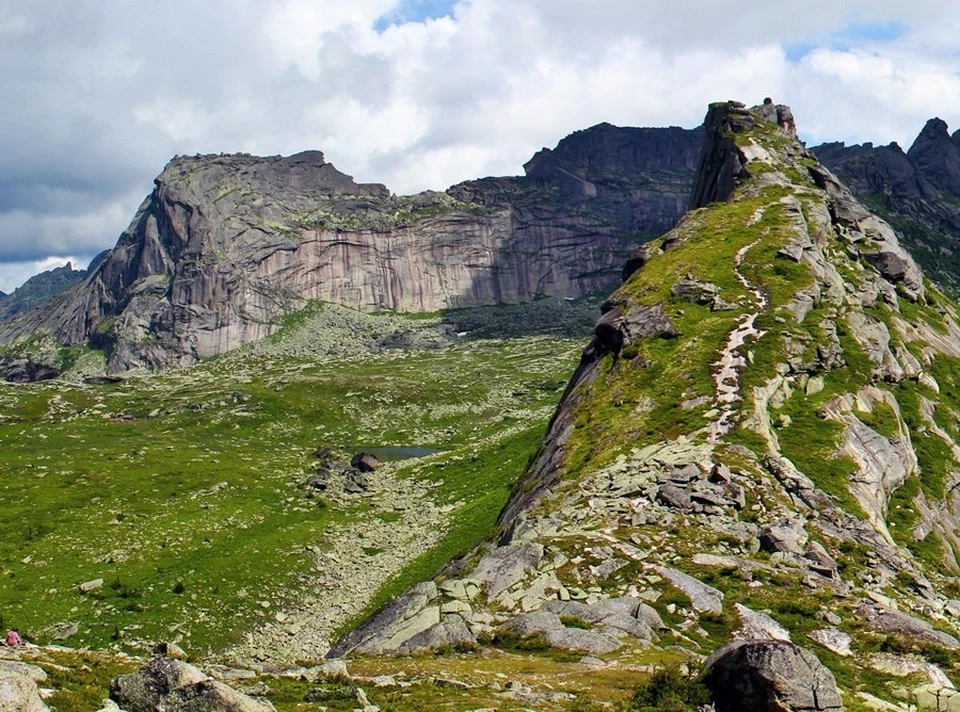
(0, 123, 702, 371)
(332, 101, 960, 709)
(814, 117, 960, 294)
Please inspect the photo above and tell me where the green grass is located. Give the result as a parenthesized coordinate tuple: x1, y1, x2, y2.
(0, 319, 583, 655)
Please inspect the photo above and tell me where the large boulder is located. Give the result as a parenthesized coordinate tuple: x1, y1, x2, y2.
(703, 640, 843, 712)
(0, 670, 48, 712)
(327, 582, 439, 657)
(110, 657, 274, 712)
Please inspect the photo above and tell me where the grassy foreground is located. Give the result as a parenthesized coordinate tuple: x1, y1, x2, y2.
(0, 304, 586, 656)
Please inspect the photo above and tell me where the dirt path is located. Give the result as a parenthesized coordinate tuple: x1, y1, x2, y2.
(707, 236, 768, 443)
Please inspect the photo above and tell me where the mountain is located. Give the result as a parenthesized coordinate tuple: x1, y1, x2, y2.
(814, 118, 960, 295)
(327, 100, 960, 710)
(0, 259, 92, 322)
(0, 123, 702, 372)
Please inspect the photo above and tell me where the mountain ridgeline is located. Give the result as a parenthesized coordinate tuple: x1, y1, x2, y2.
(0, 123, 702, 372)
(328, 101, 960, 710)
(814, 117, 960, 294)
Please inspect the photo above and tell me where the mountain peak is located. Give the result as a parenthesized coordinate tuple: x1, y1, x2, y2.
(907, 117, 960, 197)
(689, 99, 799, 209)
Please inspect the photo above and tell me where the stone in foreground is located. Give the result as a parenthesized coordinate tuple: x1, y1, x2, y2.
(0, 670, 49, 712)
(703, 640, 843, 712)
(111, 657, 274, 712)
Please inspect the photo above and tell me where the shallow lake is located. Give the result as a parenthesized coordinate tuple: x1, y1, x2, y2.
(357, 446, 441, 461)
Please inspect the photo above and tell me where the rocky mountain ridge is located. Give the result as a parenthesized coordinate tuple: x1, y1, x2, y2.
(322, 100, 960, 710)
(814, 117, 960, 294)
(0, 258, 102, 322)
(0, 123, 702, 372)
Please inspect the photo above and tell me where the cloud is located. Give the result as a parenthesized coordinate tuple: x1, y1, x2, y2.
(2, 0, 960, 289)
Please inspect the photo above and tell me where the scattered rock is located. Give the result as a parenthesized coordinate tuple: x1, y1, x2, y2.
(53, 623, 79, 641)
(80, 579, 104, 593)
(759, 518, 808, 555)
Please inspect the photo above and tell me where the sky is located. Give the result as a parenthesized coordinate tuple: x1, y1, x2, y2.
(3, 0, 960, 293)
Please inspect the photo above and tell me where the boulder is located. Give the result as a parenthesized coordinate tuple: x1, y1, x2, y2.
(343, 471, 371, 494)
(656, 483, 693, 511)
(0, 670, 48, 712)
(759, 518, 808, 555)
(350, 453, 380, 473)
(110, 657, 275, 712)
(703, 640, 843, 712)
(670, 279, 720, 305)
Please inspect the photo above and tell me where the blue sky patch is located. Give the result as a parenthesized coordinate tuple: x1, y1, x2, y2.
(829, 20, 907, 52)
(374, 0, 458, 31)
(785, 21, 906, 62)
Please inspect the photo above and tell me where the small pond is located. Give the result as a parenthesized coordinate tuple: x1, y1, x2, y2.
(356, 446, 442, 461)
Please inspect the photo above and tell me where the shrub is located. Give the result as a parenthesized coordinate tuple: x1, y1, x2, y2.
(627, 664, 710, 712)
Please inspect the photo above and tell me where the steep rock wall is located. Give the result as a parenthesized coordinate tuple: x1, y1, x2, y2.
(1, 125, 703, 371)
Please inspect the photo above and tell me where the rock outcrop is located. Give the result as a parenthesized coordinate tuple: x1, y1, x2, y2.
(0, 124, 702, 371)
(815, 117, 960, 294)
(111, 657, 275, 712)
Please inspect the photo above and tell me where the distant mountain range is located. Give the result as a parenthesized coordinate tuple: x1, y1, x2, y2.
(0, 253, 107, 322)
(8, 109, 960, 374)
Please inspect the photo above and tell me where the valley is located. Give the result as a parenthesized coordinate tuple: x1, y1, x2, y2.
(0, 301, 588, 660)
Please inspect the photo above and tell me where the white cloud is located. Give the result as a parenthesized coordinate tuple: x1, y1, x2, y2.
(3, 0, 960, 289)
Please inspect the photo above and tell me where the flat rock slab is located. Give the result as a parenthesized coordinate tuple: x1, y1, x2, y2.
(858, 603, 960, 650)
(470, 543, 544, 597)
(654, 565, 723, 614)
